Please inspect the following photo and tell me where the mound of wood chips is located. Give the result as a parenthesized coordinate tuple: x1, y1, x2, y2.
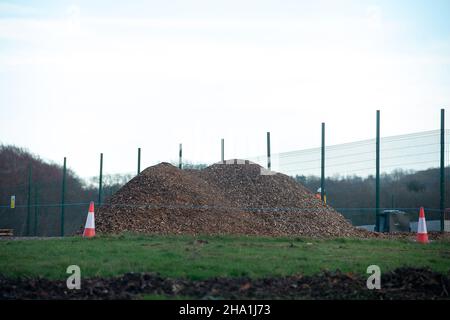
(95, 162, 372, 237)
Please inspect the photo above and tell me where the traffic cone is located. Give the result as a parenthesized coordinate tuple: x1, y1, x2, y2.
(83, 201, 95, 238)
(416, 207, 428, 244)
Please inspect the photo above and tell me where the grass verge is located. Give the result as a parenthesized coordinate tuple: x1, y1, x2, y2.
(0, 234, 449, 280)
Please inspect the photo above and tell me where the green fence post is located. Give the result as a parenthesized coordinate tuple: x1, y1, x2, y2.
(98, 153, 103, 206)
(137, 147, 141, 175)
(26, 164, 32, 236)
(221, 139, 224, 163)
(441, 109, 445, 232)
(179, 144, 182, 169)
(321, 123, 325, 202)
(34, 185, 38, 236)
(375, 110, 381, 232)
(61, 157, 66, 237)
(267, 132, 271, 170)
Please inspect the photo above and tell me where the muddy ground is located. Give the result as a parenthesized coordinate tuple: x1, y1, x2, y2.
(1, 267, 449, 300)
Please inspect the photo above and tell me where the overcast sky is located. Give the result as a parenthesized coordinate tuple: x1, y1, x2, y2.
(0, 0, 449, 178)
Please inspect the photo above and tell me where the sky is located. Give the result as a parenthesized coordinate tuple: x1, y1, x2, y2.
(0, 0, 449, 178)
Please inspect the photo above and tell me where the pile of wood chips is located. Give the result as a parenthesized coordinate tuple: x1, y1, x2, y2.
(95, 162, 373, 238)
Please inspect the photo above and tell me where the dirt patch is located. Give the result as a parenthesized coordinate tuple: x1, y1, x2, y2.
(1, 267, 449, 300)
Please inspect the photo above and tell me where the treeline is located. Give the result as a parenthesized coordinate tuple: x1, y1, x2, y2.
(295, 168, 449, 224)
(0, 144, 448, 235)
(295, 168, 449, 210)
(0, 145, 130, 236)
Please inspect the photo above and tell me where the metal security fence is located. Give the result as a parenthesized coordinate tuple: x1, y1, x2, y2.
(248, 129, 449, 228)
(249, 110, 449, 231)
(0, 109, 448, 236)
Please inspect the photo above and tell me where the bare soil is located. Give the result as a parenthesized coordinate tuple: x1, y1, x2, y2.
(1, 267, 448, 300)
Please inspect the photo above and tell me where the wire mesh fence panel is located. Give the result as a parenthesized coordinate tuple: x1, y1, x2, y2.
(247, 154, 269, 171)
(0, 183, 36, 237)
(246, 129, 449, 230)
(378, 130, 444, 230)
(0, 128, 448, 236)
(324, 140, 376, 228)
(248, 138, 376, 226)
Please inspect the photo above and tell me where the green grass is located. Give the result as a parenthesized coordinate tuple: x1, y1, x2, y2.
(0, 234, 449, 280)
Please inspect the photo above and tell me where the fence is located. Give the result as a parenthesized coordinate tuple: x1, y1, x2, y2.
(249, 128, 449, 229)
(0, 109, 448, 236)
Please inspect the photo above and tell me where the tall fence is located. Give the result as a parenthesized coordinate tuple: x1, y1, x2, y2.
(249, 129, 449, 228)
(0, 110, 448, 236)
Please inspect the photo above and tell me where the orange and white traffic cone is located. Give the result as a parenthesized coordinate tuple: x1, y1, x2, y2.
(83, 201, 95, 238)
(416, 207, 428, 244)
